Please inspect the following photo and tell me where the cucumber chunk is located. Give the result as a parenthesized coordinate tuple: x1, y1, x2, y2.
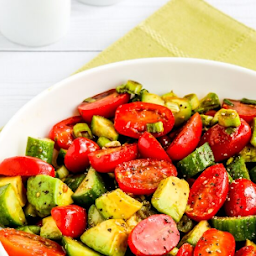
(184, 94, 200, 110)
(64, 173, 86, 192)
(250, 166, 256, 183)
(57, 148, 67, 166)
(26, 137, 54, 164)
(212, 109, 241, 128)
(239, 146, 256, 162)
(24, 203, 37, 218)
(177, 143, 215, 178)
(97, 137, 111, 148)
(146, 121, 164, 133)
(251, 118, 256, 147)
(141, 91, 165, 105)
(211, 215, 256, 241)
(0, 184, 27, 227)
(195, 92, 220, 114)
(226, 157, 250, 180)
(116, 80, 142, 95)
(73, 123, 93, 140)
(17, 225, 40, 235)
(55, 166, 69, 179)
(200, 114, 213, 127)
(88, 204, 105, 228)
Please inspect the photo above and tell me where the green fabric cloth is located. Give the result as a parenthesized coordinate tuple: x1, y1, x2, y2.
(75, 0, 256, 73)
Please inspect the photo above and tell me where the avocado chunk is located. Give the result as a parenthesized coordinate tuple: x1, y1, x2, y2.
(212, 109, 241, 127)
(178, 220, 211, 247)
(26, 137, 54, 164)
(27, 175, 73, 217)
(169, 248, 179, 256)
(64, 173, 86, 192)
(73, 123, 93, 140)
(91, 116, 119, 141)
(24, 203, 38, 218)
(141, 91, 165, 105)
(0, 176, 26, 207)
(81, 219, 128, 256)
(40, 216, 62, 240)
(17, 225, 40, 235)
(226, 156, 250, 180)
(55, 165, 69, 179)
(63, 236, 102, 256)
(195, 92, 220, 114)
(151, 177, 189, 222)
(72, 167, 106, 207)
(95, 189, 142, 220)
(239, 146, 256, 162)
(0, 184, 27, 227)
(184, 93, 200, 110)
(161, 91, 178, 101)
(116, 80, 142, 95)
(88, 204, 105, 228)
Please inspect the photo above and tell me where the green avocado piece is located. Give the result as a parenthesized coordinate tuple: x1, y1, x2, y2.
(80, 219, 128, 256)
(88, 204, 105, 228)
(95, 189, 142, 220)
(24, 203, 38, 218)
(40, 216, 62, 240)
(0, 184, 27, 227)
(184, 93, 200, 110)
(141, 91, 165, 105)
(27, 175, 73, 217)
(152, 177, 189, 222)
(91, 116, 119, 141)
(17, 225, 40, 235)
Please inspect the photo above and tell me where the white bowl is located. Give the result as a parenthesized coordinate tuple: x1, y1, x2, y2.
(78, 0, 122, 6)
(0, 58, 256, 162)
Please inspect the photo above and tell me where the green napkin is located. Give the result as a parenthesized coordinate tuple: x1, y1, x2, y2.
(75, 0, 256, 73)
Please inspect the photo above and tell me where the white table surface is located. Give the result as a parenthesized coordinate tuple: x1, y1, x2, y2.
(0, 0, 256, 127)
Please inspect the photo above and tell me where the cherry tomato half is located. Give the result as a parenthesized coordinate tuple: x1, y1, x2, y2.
(51, 205, 87, 238)
(200, 119, 251, 162)
(0, 228, 65, 256)
(236, 246, 256, 256)
(166, 113, 202, 161)
(49, 116, 83, 150)
(225, 179, 256, 217)
(194, 228, 235, 256)
(114, 102, 175, 139)
(64, 137, 100, 173)
(128, 214, 180, 256)
(78, 89, 130, 123)
(115, 159, 177, 195)
(177, 243, 193, 256)
(88, 143, 138, 173)
(138, 132, 171, 162)
(186, 164, 229, 222)
(223, 99, 256, 124)
(0, 156, 55, 177)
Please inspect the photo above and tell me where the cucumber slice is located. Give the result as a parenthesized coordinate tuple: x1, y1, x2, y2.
(64, 174, 86, 192)
(116, 80, 142, 95)
(177, 143, 215, 178)
(211, 215, 256, 241)
(57, 148, 67, 166)
(73, 123, 93, 140)
(250, 166, 256, 183)
(26, 137, 54, 164)
(88, 204, 105, 228)
(184, 94, 200, 110)
(146, 121, 164, 133)
(239, 146, 256, 162)
(55, 166, 69, 179)
(72, 167, 106, 207)
(17, 225, 40, 235)
(0, 184, 27, 227)
(226, 156, 250, 180)
(195, 92, 220, 114)
(177, 215, 194, 233)
(97, 137, 111, 148)
(62, 236, 102, 256)
(200, 114, 213, 127)
(251, 118, 256, 147)
(141, 91, 165, 106)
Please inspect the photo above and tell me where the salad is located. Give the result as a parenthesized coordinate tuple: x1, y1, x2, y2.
(0, 80, 256, 256)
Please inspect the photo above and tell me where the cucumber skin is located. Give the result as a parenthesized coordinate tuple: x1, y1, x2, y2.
(226, 157, 250, 180)
(88, 204, 105, 228)
(211, 216, 256, 241)
(250, 167, 256, 183)
(64, 174, 86, 192)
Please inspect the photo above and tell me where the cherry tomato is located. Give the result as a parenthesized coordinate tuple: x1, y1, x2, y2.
(114, 102, 175, 139)
(115, 159, 177, 195)
(138, 132, 171, 162)
(64, 137, 100, 173)
(158, 135, 172, 150)
(0, 228, 65, 256)
(236, 246, 256, 256)
(78, 89, 130, 123)
(225, 179, 256, 217)
(49, 116, 83, 150)
(0, 156, 55, 177)
(194, 228, 235, 256)
(223, 99, 256, 124)
(166, 113, 202, 161)
(177, 243, 193, 256)
(51, 205, 87, 238)
(186, 164, 229, 222)
(200, 119, 251, 162)
(128, 214, 180, 256)
(205, 110, 217, 117)
(88, 143, 138, 173)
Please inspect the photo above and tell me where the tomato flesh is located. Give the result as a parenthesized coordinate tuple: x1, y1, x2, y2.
(177, 243, 193, 256)
(167, 113, 202, 161)
(0, 228, 65, 256)
(128, 214, 180, 256)
(88, 143, 138, 173)
(186, 164, 229, 221)
(78, 89, 130, 123)
(0, 156, 55, 177)
(114, 102, 175, 138)
(236, 246, 256, 256)
(194, 228, 235, 256)
(115, 159, 177, 195)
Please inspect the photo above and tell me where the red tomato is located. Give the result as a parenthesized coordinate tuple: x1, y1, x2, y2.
(205, 110, 217, 117)
(88, 143, 138, 173)
(157, 135, 172, 150)
(186, 164, 229, 222)
(0, 156, 55, 177)
(199, 119, 251, 162)
(78, 89, 130, 123)
(223, 99, 256, 124)
(166, 113, 202, 161)
(49, 116, 83, 150)
(0, 228, 65, 256)
(177, 243, 193, 256)
(194, 228, 235, 256)
(115, 159, 177, 195)
(114, 102, 175, 139)
(51, 205, 87, 238)
(64, 137, 100, 173)
(225, 179, 256, 217)
(236, 246, 256, 256)
(138, 132, 171, 162)
(128, 214, 180, 256)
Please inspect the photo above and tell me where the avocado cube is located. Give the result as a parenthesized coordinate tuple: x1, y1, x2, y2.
(40, 216, 62, 240)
